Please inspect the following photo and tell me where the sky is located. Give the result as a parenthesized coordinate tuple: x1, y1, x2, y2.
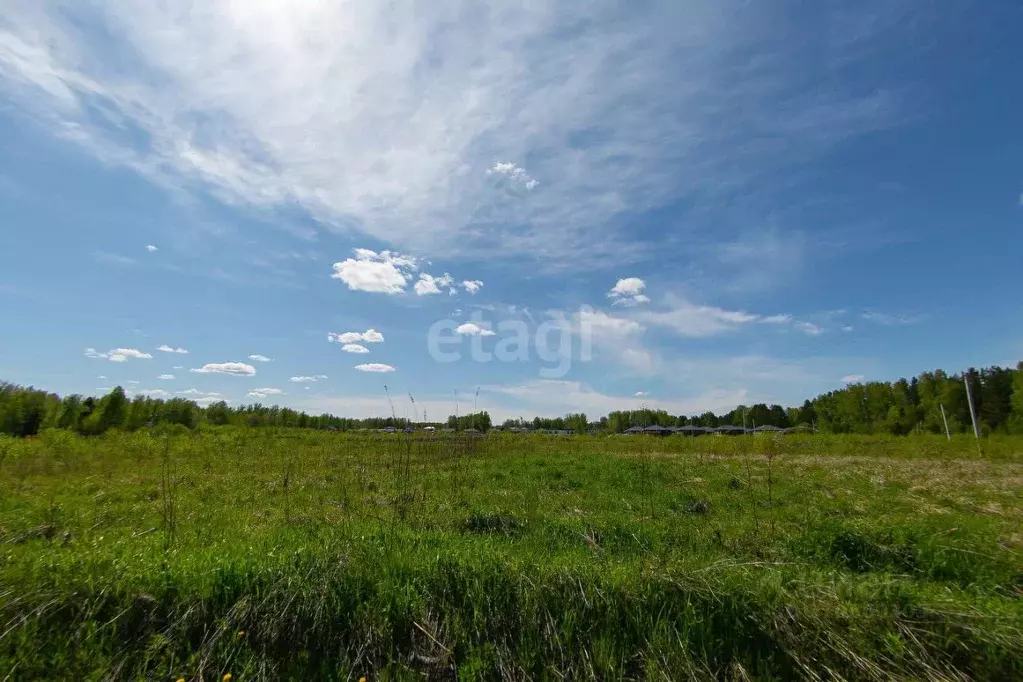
(1, 1, 1021, 421)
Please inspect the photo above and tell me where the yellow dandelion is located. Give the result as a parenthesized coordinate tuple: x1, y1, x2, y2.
(237, 630, 245, 638)
(176, 679, 185, 682)
(222, 675, 232, 682)
(359, 678, 366, 682)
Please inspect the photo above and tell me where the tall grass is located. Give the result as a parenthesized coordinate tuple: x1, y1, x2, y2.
(0, 429, 1020, 679)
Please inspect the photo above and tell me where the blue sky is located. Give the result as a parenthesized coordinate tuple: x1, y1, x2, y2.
(1, 1, 1021, 420)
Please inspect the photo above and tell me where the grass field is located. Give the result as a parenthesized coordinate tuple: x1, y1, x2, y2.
(1, 429, 1021, 680)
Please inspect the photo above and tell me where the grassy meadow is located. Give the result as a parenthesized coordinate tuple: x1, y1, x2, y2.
(0, 429, 1021, 680)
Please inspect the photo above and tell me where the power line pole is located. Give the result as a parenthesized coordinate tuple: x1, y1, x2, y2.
(940, 404, 951, 441)
(963, 370, 980, 440)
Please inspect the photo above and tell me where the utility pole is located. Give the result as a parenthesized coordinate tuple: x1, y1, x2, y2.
(940, 404, 951, 441)
(963, 370, 980, 440)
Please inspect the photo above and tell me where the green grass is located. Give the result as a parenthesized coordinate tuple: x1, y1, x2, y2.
(1, 429, 1021, 680)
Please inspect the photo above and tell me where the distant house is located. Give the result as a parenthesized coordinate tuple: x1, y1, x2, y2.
(677, 425, 712, 436)
(643, 425, 672, 436)
(753, 425, 784, 434)
(624, 426, 646, 435)
(714, 425, 746, 436)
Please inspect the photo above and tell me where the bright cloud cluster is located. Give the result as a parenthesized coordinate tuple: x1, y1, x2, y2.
(413, 272, 456, 296)
(455, 322, 496, 337)
(190, 362, 256, 376)
(329, 329, 385, 345)
(85, 347, 153, 362)
(608, 277, 650, 307)
(289, 375, 327, 383)
(331, 248, 480, 297)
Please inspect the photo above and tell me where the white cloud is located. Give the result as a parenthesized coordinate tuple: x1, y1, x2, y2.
(455, 322, 496, 337)
(173, 365, 184, 369)
(634, 297, 761, 338)
(841, 374, 865, 384)
(248, 387, 283, 398)
(795, 321, 823, 336)
(341, 344, 370, 354)
(97, 375, 106, 379)
(156, 374, 174, 380)
(761, 314, 793, 324)
(634, 391, 649, 397)
(85, 347, 153, 362)
(138, 388, 169, 397)
(194, 395, 228, 406)
(331, 249, 416, 294)
(126, 380, 140, 385)
(861, 311, 925, 326)
(289, 375, 327, 383)
(248, 354, 272, 362)
(190, 362, 256, 376)
(177, 388, 221, 397)
(157, 345, 188, 354)
(413, 272, 455, 296)
(462, 280, 483, 294)
(354, 363, 396, 373)
(146, 244, 158, 252)
(486, 162, 538, 191)
(0, 2, 904, 265)
(329, 329, 384, 344)
(608, 277, 649, 307)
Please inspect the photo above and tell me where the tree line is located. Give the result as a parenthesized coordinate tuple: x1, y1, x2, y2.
(1, 361, 1021, 438)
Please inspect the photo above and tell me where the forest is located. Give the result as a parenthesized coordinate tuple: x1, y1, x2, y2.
(1, 362, 1021, 438)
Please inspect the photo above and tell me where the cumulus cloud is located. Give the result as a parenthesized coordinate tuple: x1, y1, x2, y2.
(341, 344, 370, 354)
(455, 322, 496, 337)
(331, 249, 417, 294)
(413, 272, 455, 296)
(156, 374, 174, 380)
(462, 280, 483, 294)
(248, 354, 272, 362)
(85, 347, 153, 362)
(157, 345, 188, 354)
(486, 162, 538, 191)
(841, 374, 865, 384)
(861, 311, 925, 326)
(329, 329, 384, 344)
(138, 388, 169, 397)
(608, 278, 650, 307)
(0, 2, 905, 265)
(289, 375, 327, 383)
(354, 363, 396, 373)
(248, 387, 283, 398)
(145, 244, 158, 252)
(190, 362, 256, 376)
(634, 391, 649, 397)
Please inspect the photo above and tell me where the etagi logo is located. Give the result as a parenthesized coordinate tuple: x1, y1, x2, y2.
(426, 308, 598, 379)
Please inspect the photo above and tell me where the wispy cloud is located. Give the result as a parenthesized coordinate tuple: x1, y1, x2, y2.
(861, 311, 926, 326)
(289, 374, 327, 383)
(156, 374, 174, 380)
(157, 344, 188, 354)
(85, 347, 153, 362)
(841, 374, 865, 384)
(248, 354, 272, 362)
(145, 244, 158, 252)
(354, 363, 396, 373)
(0, 2, 905, 264)
(248, 387, 282, 398)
